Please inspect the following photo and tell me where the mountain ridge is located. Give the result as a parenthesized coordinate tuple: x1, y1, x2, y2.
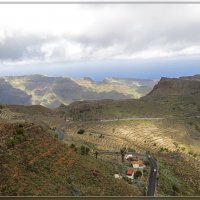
(0, 75, 156, 108)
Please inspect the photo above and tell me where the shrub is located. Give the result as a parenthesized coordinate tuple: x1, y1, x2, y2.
(80, 146, 85, 155)
(77, 129, 85, 134)
(181, 147, 186, 151)
(80, 145, 90, 155)
(18, 124, 23, 128)
(16, 128, 24, 135)
(128, 147, 135, 152)
(134, 171, 142, 179)
(99, 134, 104, 138)
(70, 143, 76, 148)
(85, 147, 90, 155)
(6, 138, 15, 148)
(54, 133, 59, 139)
(144, 160, 150, 166)
(143, 169, 148, 176)
(15, 134, 25, 143)
(159, 147, 168, 152)
(0, 105, 3, 109)
(13, 128, 26, 144)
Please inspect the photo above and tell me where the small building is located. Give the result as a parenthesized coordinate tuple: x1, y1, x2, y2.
(131, 160, 145, 169)
(126, 168, 136, 179)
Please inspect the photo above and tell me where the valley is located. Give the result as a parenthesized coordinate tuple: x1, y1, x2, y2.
(0, 75, 156, 108)
(0, 74, 200, 196)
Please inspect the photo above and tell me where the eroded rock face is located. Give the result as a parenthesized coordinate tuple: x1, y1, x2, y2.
(148, 75, 200, 97)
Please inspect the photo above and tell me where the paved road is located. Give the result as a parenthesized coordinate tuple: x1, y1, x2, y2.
(100, 117, 164, 122)
(147, 156, 157, 196)
(100, 115, 200, 122)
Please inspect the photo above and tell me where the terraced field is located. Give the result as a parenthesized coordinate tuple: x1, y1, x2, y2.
(64, 120, 200, 156)
(63, 120, 187, 153)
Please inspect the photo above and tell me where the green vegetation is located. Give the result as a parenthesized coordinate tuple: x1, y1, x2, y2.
(77, 129, 85, 134)
(6, 128, 26, 148)
(70, 143, 76, 148)
(80, 145, 90, 155)
(159, 147, 169, 152)
(157, 155, 198, 196)
(54, 133, 59, 139)
(134, 171, 142, 179)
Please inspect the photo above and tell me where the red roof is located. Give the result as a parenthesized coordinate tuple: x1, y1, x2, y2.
(126, 168, 135, 175)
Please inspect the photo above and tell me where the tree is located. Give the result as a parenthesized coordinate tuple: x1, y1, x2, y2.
(77, 129, 85, 134)
(95, 151, 98, 159)
(85, 147, 90, 155)
(80, 146, 90, 155)
(120, 148, 126, 163)
(80, 146, 85, 155)
(134, 171, 142, 179)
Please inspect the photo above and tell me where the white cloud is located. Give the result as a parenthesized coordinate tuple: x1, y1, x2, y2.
(0, 4, 200, 64)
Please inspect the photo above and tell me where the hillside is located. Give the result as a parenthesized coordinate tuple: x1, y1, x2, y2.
(0, 75, 156, 108)
(0, 120, 142, 196)
(61, 75, 200, 121)
(55, 75, 200, 195)
(1, 74, 200, 196)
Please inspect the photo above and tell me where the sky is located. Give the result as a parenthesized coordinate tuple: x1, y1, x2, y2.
(0, 3, 200, 80)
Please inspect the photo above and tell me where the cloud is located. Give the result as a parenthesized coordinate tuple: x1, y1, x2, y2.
(0, 4, 200, 65)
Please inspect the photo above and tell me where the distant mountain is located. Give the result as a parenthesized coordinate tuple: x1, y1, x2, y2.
(74, 77, 157, 99)
(0, 75, 156, 108)
(0, 78, 31, 105)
